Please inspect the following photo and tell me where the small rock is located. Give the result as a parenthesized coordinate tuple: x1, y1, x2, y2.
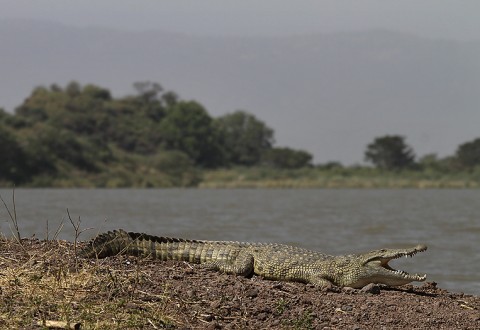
(360, 283, 380, 294)
(206, 322, 221, 330)
(342, 286, 356, 294)
(246, 288, 259, 298)
(341, 304, 353, 312)
(186, 290, 197, 299)
(272, 283, 283, 290)
(302, 297, 313, 305)
(210, 300, 222, 309)
(257, 312, 267, 321)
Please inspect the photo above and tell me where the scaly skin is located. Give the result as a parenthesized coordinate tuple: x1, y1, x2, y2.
(80, 229, 427, 288)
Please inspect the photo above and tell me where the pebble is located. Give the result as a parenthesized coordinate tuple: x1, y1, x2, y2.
(341, 304, 353, 312)
(206, 322, 221, 330)
(360, 283, 380, 294)
(257, 312, 267, 321)
(342, 287, 356, 294)
(186, 290, 196, 298)
(210, 300, 221, 309)
(246, 288, 259, 298)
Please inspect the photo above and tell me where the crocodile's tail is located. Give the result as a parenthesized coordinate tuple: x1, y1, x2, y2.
(79, 229, 208, 261)
(79, 229, 134, 258)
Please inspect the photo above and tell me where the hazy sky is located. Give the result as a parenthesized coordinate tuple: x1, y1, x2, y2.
(1, 0, 480, 40)
(1, 1, 479, 164)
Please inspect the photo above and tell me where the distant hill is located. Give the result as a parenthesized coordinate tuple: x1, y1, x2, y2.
(1, 19, 479, 163)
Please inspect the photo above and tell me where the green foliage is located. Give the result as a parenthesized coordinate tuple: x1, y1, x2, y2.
(262, 147, 312, 169)
(317, 161, 343, 170)
(148, 150, 201, 186)
(54, 130, 103, 171)
(5, 81, 318, 185)
(455, 137, 480, 169)
(100, 98, 162, 154)
(215, 110, 274, 166)
(81, 84, 112, 100)
(133, 81, 162, 103)
(0, 108, 28, 128)
(160, 101, 225, 167)
(202, 165, 480, 188)
(365, 135, 415, 170)
(15, 87, 54, 123)
(3, 81, 210, 185)
(0, 123, 29, 183)
(418, 153, 459, 173)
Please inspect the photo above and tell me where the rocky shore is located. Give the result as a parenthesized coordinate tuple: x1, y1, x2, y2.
(0, 238, 478, 329)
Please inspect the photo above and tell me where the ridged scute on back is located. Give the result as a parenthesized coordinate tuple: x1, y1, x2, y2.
(79, 229, 134, 258)
(128, 231, 202, 245)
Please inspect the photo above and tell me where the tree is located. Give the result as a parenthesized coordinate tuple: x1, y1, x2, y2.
(24, 126, 100, 172)
(317, 161, 343, 170)
(0, 124, 29, 183)
(159, 101, 225, 167)
(365, 135, 415, 170)
(215, 111, 274, 166)
(455, 137, 480, 169)
(82, 84, 112, 101)
(262, 147, 313, 169)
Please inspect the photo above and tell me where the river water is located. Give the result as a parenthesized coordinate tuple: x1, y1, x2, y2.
(0, 188, 478, 295)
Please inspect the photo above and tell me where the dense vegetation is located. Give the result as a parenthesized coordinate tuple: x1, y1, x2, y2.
(1, 82, 479, 188)
(0, 82, 313, 187)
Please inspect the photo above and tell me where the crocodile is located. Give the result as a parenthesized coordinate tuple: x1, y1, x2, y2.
(79, 229, 427, 288)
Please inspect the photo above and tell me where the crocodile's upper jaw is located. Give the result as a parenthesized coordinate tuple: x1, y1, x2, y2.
(347, 244, 427, 288)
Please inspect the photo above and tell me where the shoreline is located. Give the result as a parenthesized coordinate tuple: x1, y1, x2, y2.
(2, 166, 480, 189)
(0, 238, 478, 329)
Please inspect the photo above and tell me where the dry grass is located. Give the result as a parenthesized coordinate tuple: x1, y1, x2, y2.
(0, 238, 175, 329)
(1, 235, 479, 329)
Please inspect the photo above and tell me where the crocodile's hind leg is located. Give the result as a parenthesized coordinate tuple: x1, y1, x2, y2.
(200, 251, 254, 277)
(309, 275, 334, 289)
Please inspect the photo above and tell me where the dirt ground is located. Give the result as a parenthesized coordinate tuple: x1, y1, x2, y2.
(0, 238, 478, 329)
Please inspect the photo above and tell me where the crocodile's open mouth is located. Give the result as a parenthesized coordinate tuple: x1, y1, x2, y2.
(370, 244, 428, 281)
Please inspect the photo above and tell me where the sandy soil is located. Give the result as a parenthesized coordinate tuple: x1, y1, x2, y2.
(0, 238, 478, 329)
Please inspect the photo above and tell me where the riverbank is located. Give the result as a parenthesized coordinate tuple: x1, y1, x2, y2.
(200, 167, 480, 189)
(2, 166, 480, 189)
(0, 237, 478, 329)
